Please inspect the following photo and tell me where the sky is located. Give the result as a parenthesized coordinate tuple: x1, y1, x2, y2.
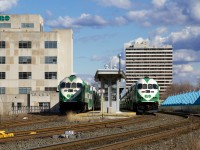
(1, 0, 200, 85)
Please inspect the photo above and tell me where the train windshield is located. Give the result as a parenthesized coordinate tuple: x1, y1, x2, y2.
(71, 83, 76, 88)
(142, 84, 147, 89)
(66, 83, 71, 88)
(137, 84, 147, 89)
(153, 84, 158, 89)
(148, 84, 153, 89)
(60, 82, 65, 88)
(77, 83, 82, 88)
(137, 84, 142, 89)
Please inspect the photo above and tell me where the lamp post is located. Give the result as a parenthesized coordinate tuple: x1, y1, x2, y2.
(118, 54, 121, 82)
(118, 54, 121, 72)
(117, 54, 121, 112)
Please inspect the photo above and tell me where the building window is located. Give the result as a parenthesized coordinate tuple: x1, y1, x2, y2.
(19, 41, 32, 48)
(0, 72, 5, 79)
(45, 72, 57, 79)
(0, 57, 5, 64)
(19, 87, 31, 94)
(45, 56, 57, 64)
(45, 41, 57, 48)
(0, 87, 5, 94)
(17, 102, 22, 110)
(21, 23, 34, 28)
(0, 23, 11, 28)
(0, 41, 5, 48)
(19, 56, 31, 64)
(39, 102, 50, 107)
(19, 72, 32, 79)
(45, 87, 57, 91)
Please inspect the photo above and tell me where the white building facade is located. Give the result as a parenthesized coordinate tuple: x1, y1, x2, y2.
(0, 14, 73, 115)
(125, 41, 173, 99)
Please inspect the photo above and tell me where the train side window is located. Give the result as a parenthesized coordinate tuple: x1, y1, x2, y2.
(148, 84, 153, 89)
(66, 83, 71, 88)
(77, 83, 82, 88)
(142, 84, 147, 89)
(60, 82, 65, 88)
(153, 84, 158, 89)
(137, 84, 142, 89)
(71, 83, 76, 88)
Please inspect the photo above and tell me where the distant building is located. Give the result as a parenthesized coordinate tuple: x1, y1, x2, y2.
(0, 14, 73, 115)
(125, 40, 173, 99)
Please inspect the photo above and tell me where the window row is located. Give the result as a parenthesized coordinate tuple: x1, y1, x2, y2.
(0, 23, 11, 28)
(126, 48, 172, 50)
(0, 56, 57, 64)
(0, 87, 57, 94)
(126, 68, 172, 70)
(21, 23, 34, 28)
(126, 52, 173, 54)
(0, 23, 34, 28)
(0, 72, 57, 79)
(0, 41, 57, 49)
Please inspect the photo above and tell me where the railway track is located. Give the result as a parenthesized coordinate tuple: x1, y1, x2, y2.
(0, 115, 61, 129)
(31, 116, 200, 150)
(0, 114, 156, 143)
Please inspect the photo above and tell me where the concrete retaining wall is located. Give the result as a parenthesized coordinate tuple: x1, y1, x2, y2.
(159, 105, 200, 114)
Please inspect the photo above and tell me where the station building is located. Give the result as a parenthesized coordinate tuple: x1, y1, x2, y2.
(125, 41, 173, 99)
(0, 14, 73, 115)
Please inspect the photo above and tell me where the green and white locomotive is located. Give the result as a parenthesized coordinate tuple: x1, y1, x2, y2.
(120, 77, 159, 114)
(59, 75, 100, 113)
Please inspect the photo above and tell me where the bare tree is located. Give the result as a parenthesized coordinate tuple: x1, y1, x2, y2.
(162, 82, 195, 100)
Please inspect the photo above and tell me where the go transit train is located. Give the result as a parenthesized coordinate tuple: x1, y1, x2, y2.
(59, 75, 100, 114)
(120, 77, 159, 114)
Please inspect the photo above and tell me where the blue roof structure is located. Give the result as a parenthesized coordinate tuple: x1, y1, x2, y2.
(161, 90, 200, 106)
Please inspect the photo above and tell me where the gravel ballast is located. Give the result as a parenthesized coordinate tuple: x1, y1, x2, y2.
(0, 113, 199, 150)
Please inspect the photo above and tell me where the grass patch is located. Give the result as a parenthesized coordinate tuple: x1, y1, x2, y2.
(65, 111, 101, 123)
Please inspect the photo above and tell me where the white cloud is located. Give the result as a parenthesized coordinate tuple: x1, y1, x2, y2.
(113, 17, 128, 25)
(173, 49, 200, 63)
(94, 0, 132, 9)
(126, 37, 150, 45)
(152, 0, 167, 8)
(109, 55, 125, 69)
(155, 27, 168, 35)
(77, 74, 95, 84)
(149, 26, 200, 51)
(190, 0, 200, 21)
(46, 14, 107, 28)
(173, 64, 194, 79)
(46, 1, 200, 29)
(173, 63, 200, 85)
(163, 26, 200, 43)
(121, 0, 200, 26)
(45, 10, 53, 17)
(90, 55, 105, 61)
(165, 26, 200, 50)
(176, 64, 193, 72)
(126, 10, 148, 21)
(0, 0, 18, 12)
(75, 13, 107, 26)
(46, 16, 74, 28)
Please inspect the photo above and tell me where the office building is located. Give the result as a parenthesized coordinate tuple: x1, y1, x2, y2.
(0, 14, 73, 114)
(125, 40, 173, 98)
